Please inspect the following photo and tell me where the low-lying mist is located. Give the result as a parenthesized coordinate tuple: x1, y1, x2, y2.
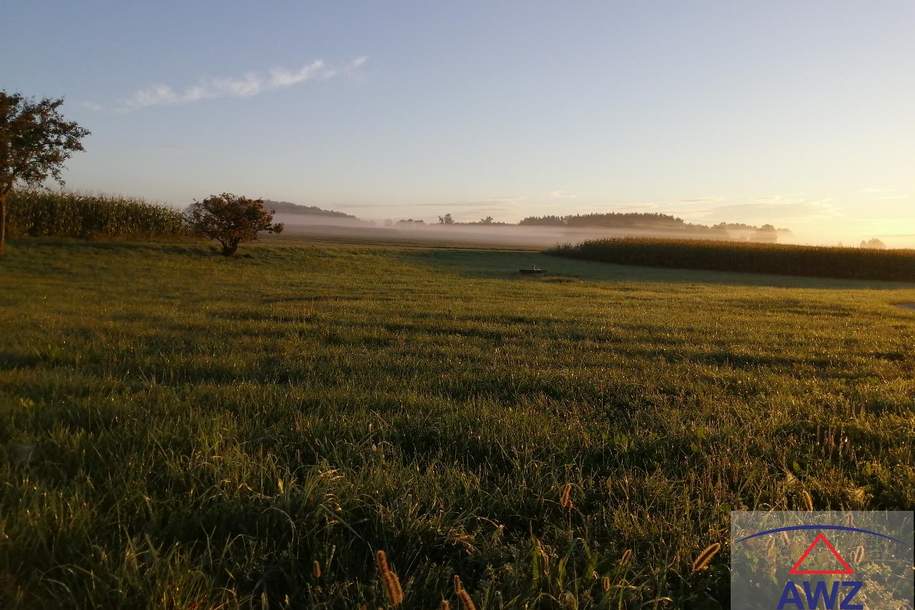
(274, 214, 787, 249)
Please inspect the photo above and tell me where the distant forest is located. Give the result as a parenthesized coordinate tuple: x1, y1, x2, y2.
(517, 212, 787, 241)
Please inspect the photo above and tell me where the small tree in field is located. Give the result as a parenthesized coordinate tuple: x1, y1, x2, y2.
(0, 91, 90, 255)
(186, 193, 284, 256)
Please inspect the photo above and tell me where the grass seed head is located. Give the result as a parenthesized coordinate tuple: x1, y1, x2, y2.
(456, 589, 477, 610)
(375, 549, 403, 606)
(692, 543, 721, 573)
(560, 483, 573, 510)
(382, 570, 404, 606)
(801, 490, 814, 511)
(376, 550, 390, 574)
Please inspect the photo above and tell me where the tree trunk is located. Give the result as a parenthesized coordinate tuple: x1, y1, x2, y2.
(221, 240, 238, 256)
(0, 193, 6, 257)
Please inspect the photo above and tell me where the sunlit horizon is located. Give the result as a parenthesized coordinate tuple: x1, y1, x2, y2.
(5, 1, 914, 247)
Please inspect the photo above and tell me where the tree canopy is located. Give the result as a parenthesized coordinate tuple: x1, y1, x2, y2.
(0, 91, 89, 254)
(186, 193, 284, 256)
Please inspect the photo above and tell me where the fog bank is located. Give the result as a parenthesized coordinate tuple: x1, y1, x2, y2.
(274, 214, 792, 249)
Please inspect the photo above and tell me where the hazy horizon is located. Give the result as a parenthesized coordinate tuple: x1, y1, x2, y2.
(4, 1, 914, 246)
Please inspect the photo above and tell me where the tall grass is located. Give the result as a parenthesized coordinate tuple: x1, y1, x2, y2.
(7, 190, 188, 239)
(549, 238, 915, 282)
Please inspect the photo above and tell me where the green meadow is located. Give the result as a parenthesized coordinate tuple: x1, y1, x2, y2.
(1, 238, 914, 609)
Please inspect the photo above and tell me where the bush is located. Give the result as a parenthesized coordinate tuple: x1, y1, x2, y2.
(7, 190, 188, 239)
(548, 238, 915, 282)
(185, 193, 283, 256)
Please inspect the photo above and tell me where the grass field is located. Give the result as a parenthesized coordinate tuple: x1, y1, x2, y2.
(1, 238, 914, 609)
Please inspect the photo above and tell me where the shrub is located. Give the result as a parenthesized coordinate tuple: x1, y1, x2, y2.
(185, 193, 283, 256)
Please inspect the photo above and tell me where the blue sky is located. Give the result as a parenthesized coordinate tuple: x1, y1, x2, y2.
(3, 1, 914, 243)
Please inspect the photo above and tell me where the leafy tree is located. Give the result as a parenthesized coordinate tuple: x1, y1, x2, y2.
(0, 91, 90, 255)
(752, 224, 779, 243)
(186, 193, 283, 256)
(438, 213, 454, 225)
(860, 238, 886, 249)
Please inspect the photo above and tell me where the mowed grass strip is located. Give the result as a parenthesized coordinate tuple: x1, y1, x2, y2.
(549, 237, 915, 282)
(1, 238, 913, 608)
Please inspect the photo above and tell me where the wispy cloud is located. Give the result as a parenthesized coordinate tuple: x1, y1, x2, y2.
(121, 57, 367, 110)
(858, 187, 909, 201)
(416, 195, 527, 208)
(678, 197, 724, 204)
(268, 60, 331, 87)
(549, 190, 577, 199)
(689, 196, 841, 223)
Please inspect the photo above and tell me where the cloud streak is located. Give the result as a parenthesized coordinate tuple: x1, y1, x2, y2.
(858, 187, 910, 201)
(122, 57, 367, 110)
(687, 197, 842, 224)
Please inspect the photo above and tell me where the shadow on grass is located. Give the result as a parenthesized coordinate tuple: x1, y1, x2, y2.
(11, 237, 915, 291)
(398, 248, 915, 290)
(8, 237, 212, 258)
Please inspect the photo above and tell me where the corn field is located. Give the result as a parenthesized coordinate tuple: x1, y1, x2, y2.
(549, 237, 915, 282)
(6, 190, 189, 239)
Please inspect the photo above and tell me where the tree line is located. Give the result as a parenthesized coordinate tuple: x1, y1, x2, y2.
(1, 90, 280, 256)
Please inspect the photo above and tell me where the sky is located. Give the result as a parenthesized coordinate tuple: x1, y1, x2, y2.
(3, 1, 914, 245)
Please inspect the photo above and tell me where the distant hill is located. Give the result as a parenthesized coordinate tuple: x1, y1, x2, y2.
(263, 200, 356, 219)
